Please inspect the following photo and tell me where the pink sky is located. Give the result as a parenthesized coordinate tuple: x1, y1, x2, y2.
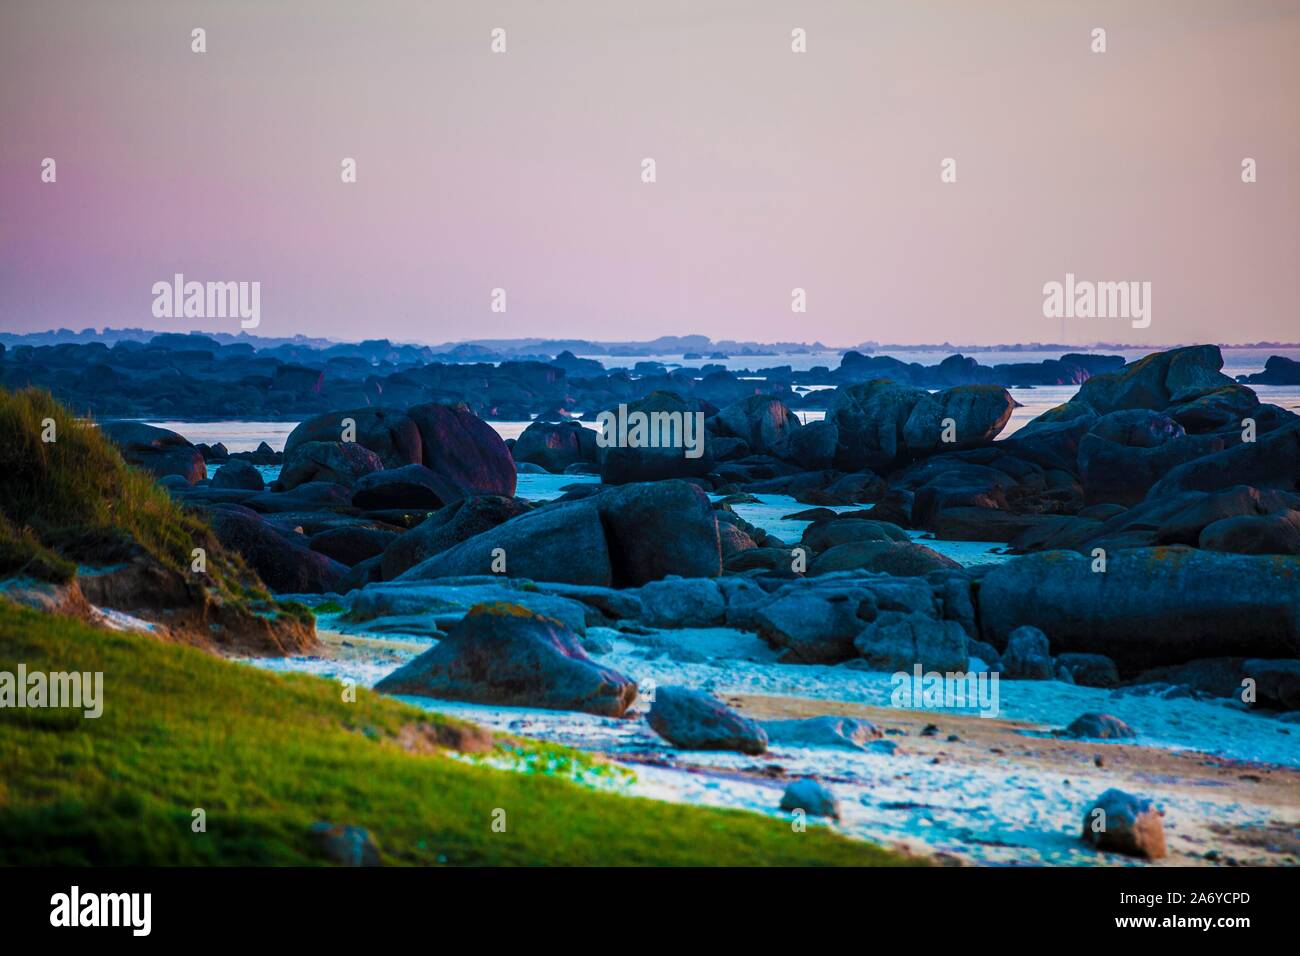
(2, 0, 1297, 346)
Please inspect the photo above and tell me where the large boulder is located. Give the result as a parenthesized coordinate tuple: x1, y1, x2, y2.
(210, 460, 264, 491)
(379, 496, 528, 580)
(399, 497, 614, 586)
(407, 402, 517, 501)
(351, 464, 452, 510)
(283, 407, 422, 470)
(99, 421, 205, 484)
(647, 685, 767, 754)
(1166, 384, 1260, 433)
(1200, 511, 1300, 555)
(373, 602, 637, 717)
(900, 385, 1016, 454)
(1071, 345, 1235, 416)
(1245, 355, 1300, 385)
(278, 441, 384, 491)
(206, 506, 346, 593)
(979, 548, 1300, 670)
(854, 611, 970, 671)
(775, 418, 838, 469)
(1078, 431, 1223, 506)
(713, 395, 801, 457)
(592, 480, 722, 585)
(511, 420, 598, 474)
(828, 380, 926, 471)
(597, 391, 714, 484)
(752, 587, 878, 663)
(395, 479, 721, 587)
(1146, 419, 1300, 499)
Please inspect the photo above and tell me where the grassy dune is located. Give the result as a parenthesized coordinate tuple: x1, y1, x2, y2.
(0, 602, 917, 866)
(0, 387, 312, 649)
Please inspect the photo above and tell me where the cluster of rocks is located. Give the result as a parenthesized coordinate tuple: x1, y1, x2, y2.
(79, 344, 1300, 864)
(95, 346, 1300, 723)
(4, 327, 1179, 423)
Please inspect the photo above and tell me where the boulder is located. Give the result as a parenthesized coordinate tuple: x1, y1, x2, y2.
(713, 395, 801, 456)
(399, 497, 613, 586)
(762, 716, 882, 750)
(206, 507, 346, 593)
(1245, 355, 1300, 385)
(802, 518, 909, 552)
(590, 480, 722, 585)
(647, 685, 767, 754)
(635, 578, 726, 629)
(900, 384, 1016, 454)
(1072, 345, 1234, 416)
(1166, 384, 1260, 433)
(1081, 789, 1166, 860)
(210, 460, 264, 491)
(347, 581, 589, 634)
(597, 391, 714, 484)
(775, 418, 838, 469)
(379, 495, 528, 580)
(1001, 625, 1054, 680)
(718, 522, 757, 558)
(278, 441, 384, 490)
(1055, 653, 1120, 688)
(1064, 713, 1136, 739)
(854, 612, 970, 672)
(397, 480, 720, 587)
(978, 549, 1300, 670)
(407, 402, 517, 501)
(308, 526, 400, 566)
(512, 420, 598, 473)
(1243, 659, 1300, 710)
(351, 464, 452, 510)
(1078, 431, 1223, 506)
(1087, 409, 1185, 447)
(810, 540, 960, 577)
(828, 380, 927, 471)
(1147, 419, 1300, 498)
(283, 407, 422, 470)
(373, 602, 637, 716)
(1199, 511, 1300, 555)
(753, 588, 878, 663)
(99, 421, 205, 484)
(243, 481, 353, 513)
(780, 779, 840, 819)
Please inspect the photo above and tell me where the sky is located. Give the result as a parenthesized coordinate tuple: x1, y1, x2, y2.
(2, 0, 1297, 347)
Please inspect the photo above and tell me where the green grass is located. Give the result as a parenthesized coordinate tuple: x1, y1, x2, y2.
(0, 601, 917, 866)
(0, 387, 268, 600)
